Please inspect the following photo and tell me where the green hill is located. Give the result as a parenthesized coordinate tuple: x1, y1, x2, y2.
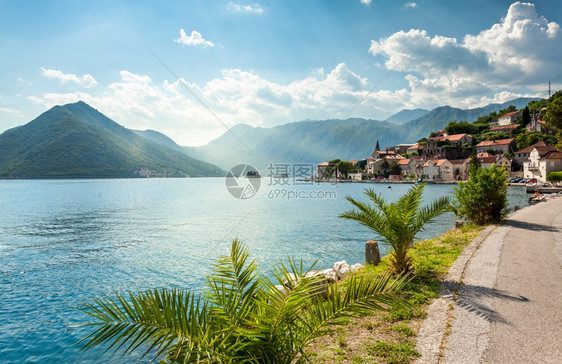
(0, 101, 224, 178)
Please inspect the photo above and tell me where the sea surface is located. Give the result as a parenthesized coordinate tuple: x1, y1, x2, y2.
(0, 178, 528, 363)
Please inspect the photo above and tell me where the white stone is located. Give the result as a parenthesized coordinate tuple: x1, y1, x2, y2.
(333, 260, 350, 279)
(319, 268, 338, 282)
(350, 263, 363, 272)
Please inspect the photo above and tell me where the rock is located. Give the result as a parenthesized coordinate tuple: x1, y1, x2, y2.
(283, 273, 300, 288)
(455, 220, 464, 228)
(319, 268, 338, 283)
(350, 263, 363, 273)
(333, 261, 350, 279)
(273, 284, 288, 296)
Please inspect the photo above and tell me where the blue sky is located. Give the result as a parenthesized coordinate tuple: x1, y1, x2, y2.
(1, 0, 561, 145)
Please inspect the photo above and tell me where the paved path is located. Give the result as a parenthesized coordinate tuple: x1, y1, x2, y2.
(416, 198, 562, 364)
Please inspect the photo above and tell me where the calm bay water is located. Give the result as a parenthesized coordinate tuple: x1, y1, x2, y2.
(0, 178, 528, 363)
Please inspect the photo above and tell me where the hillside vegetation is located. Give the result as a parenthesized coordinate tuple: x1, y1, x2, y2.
(0, 101, 224, 178)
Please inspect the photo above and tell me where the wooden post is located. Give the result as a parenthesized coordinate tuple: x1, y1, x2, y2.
(366, 240, 381, 266)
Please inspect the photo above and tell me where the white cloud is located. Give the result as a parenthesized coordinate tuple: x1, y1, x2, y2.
(174, 29, 214, 47)
(40, 68, 97, 88)
(227, 2, 264, 14)
(28, 64, 380, 145)
(360, 0, 372, 5)
(0, 106, 22, 116)
(404, 2, 417, 9)
(369, 1, 560, 109)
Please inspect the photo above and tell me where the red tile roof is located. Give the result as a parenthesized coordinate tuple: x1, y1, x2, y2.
(544, 151, 562, 160)
(490, 125, 519, 131)
(515, 141, 555, 155)
(446, 133, 471, 141)
(398, 159, 411, 165)
(449, 159, 467, 165)
(499, 111, 519, 118)
(476, 138, 514, 147)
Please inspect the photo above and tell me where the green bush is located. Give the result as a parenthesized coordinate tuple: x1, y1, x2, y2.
(453, 165, 508, 225)
(547, 171, 562, 183)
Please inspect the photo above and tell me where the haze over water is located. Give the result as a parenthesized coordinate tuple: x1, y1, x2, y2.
(0, 178, 528, 362)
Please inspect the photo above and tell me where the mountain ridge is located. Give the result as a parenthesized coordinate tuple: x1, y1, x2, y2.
(142, 97, 536, 170)
(0, 101, 224, 178)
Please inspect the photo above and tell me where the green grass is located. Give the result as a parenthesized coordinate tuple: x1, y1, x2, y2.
(389, 324, 414, 337)
(367, 340, 420, 364)
(308, 224, 486, 363)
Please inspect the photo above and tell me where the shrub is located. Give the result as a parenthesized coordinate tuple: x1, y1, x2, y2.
(547, 171, 562, 183)
(453, 165, 508, 225)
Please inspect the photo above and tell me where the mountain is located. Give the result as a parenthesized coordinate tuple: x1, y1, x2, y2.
(385, 108, 429, 124)
(0, 101, 224, 178)
(402, 97, 537, 139)
(133, 97, 539, 172)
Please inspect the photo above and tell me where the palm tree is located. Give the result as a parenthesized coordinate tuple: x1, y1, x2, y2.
(340, 184, 450, 273)
(78, 239, 406, 363)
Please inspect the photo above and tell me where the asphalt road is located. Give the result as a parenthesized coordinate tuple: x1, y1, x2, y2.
(416, 197, 562, 364)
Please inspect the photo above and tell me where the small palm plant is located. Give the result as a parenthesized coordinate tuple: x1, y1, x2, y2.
(78, 239, 406, 363)
(340, 184, 450, 273)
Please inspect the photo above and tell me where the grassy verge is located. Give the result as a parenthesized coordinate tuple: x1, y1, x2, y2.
(306, 224, 485, 363)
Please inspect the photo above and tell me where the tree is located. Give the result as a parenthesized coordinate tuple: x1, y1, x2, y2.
(544, 95, 562, 130)
(468, 150, 480, 176)
(521, 106, 531, 125)
(445, 120, 480, 135)
(389, 161, 402, 176)
(381, 158, 390, 176)
(78, 240, 405, 363)
(515, 130, 557, 150)
(340, 184, 450, 274)
(337, 160, 354, 178)
(453, 164, 508, 225)
(547, 171, 562, 184)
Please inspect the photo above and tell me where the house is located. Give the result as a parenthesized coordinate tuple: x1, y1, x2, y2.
(422, 159, 449, 180)
(316, 162, 331, 181)
(436, 159, 455, 181)
(348, 172, 371, 181)
(514, 141, 556, 164)
(496, 110, 520, 126)
(490, 124, 519, 134)
(528, 118, 556, 134)
(366, 154, 405, 175)
(398, 158, 415, 176)
(388, 144, 415, 154)
(523, 148, 562, 182)
(407, 144, 423, 155)
(450, 159, 469, 181)
(473, 153, 512, 171)
(424, 133, 473, 159)
(475, 138, 515, 155)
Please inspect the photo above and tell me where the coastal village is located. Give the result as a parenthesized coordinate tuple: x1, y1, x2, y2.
(317, 104, 561, 184)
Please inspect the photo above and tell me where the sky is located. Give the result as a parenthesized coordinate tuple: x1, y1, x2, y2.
(0, 0, 561, 146)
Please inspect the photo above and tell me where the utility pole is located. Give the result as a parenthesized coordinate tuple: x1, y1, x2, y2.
(548, 81, 551, 99)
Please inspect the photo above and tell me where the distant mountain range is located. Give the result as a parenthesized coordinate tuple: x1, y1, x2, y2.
(150, 97, 536, 171)
(384, 108, 429, 124)
(0, 97, 536, 178)
(0, 102, 223, 178)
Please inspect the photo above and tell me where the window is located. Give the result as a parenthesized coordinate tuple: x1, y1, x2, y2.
(551, 161, 555, 167)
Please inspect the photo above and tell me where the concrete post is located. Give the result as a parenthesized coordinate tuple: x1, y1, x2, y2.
(366, 240, 381, 266)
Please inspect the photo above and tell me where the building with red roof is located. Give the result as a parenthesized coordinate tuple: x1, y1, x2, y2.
(475, 138, 515, 155)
